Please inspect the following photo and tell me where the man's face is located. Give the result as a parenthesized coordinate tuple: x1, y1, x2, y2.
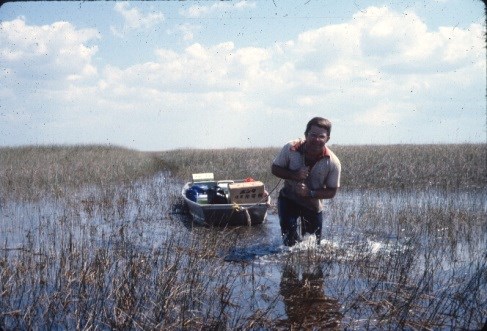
(306, 125, 329, 152)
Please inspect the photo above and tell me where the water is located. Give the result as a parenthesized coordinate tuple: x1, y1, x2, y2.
(1, 172, 485, 329)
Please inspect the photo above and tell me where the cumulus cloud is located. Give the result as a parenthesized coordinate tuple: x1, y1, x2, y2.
(111, 3, 164, 37)
(169, 23, 200, 41)
(0, 5, 484, 149)
(179, 1, 256, 18)
(354, 102, 412, 126)
(289, 6, 485, 76)
(0, 17, 100, 86)
(69, 5, 484, 123)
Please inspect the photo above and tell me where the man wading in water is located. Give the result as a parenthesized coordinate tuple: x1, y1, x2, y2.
(271, 117, 341, 246)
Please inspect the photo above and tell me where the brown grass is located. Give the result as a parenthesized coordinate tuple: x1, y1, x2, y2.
(160, 143, 486, 191)
(2, 143, 484, 202)
(0, 143, 485, 329)
(0, 145, 165, 201)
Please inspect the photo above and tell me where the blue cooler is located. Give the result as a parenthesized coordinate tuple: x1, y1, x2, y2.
(186, 184, 208, 202)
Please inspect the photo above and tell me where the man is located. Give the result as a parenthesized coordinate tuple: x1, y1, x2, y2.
(271, 117, 341, 246)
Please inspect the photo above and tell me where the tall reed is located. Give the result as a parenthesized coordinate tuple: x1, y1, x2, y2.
(0, 145, 165, 201)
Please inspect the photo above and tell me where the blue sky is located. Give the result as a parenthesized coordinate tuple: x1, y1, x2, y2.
(0, 0, 485, 151)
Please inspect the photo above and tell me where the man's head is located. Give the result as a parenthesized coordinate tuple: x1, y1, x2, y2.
(304, 117, 332, 137)
(304, 117, 332, 153)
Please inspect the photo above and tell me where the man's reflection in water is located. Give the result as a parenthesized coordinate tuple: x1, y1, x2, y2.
(277, 264, 342, 330)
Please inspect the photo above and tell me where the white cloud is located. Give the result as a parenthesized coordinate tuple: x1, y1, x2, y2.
(180, 1, 256, 18)
(97, 3, 483, 124)
(169, 23, 200, 41)
(354, 103, 411, 126)
(354, 7, 485, 73)
(0, 4, 484, 149)
(0, 17, 100, 85)
(111, 3, 164, 37)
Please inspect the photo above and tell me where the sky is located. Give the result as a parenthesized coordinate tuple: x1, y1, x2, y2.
(0, 0, 485, 151)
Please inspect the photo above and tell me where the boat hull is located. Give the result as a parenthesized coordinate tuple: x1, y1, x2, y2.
(182, 182, 270, 226)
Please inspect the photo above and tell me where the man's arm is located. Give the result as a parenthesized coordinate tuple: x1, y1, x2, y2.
(272, 163, 338, 199)
(271, 164, 309, 182)
(310, 187, 338, 200)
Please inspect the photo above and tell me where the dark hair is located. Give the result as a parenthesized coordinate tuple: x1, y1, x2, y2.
(304, 117, 332, 136)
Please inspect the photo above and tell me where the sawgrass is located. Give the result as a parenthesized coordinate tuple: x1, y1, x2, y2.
(0, 143, 485, 329)
(160, 143, 486, 191)
(2, 143, 483, 202)
(0, 145, 165, 201)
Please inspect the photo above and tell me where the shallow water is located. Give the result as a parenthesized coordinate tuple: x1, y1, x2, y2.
(1, 172, 485, 329)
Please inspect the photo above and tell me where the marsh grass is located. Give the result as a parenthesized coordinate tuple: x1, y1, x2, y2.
(2, 143, 484, 202)
(1, 170, 278, 330)
(160, 143, 486, 193)
(0, 219, 276, 329)
(0, 145, 165, 201)
(0, 143, 486, 330)
(325, 189, 486, 329)
(336, 144, 486, 190)
(159, 147, 278, 185)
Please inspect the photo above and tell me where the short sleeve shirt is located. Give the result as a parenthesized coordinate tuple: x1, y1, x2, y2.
(272, 139, 341, 212)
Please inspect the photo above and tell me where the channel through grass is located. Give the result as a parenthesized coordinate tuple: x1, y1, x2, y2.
(0, 144, 485, 329)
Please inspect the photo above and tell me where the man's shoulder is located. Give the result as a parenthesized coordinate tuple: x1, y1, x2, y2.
(274, 139, 303, 164)
(286, 139, 305, 151)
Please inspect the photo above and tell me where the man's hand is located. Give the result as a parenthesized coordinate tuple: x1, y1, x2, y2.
(296, 182, 309, 197)
(294, 166, 310, 181)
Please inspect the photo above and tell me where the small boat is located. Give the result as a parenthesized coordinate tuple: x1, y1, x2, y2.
(181, 173, 271, 226)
